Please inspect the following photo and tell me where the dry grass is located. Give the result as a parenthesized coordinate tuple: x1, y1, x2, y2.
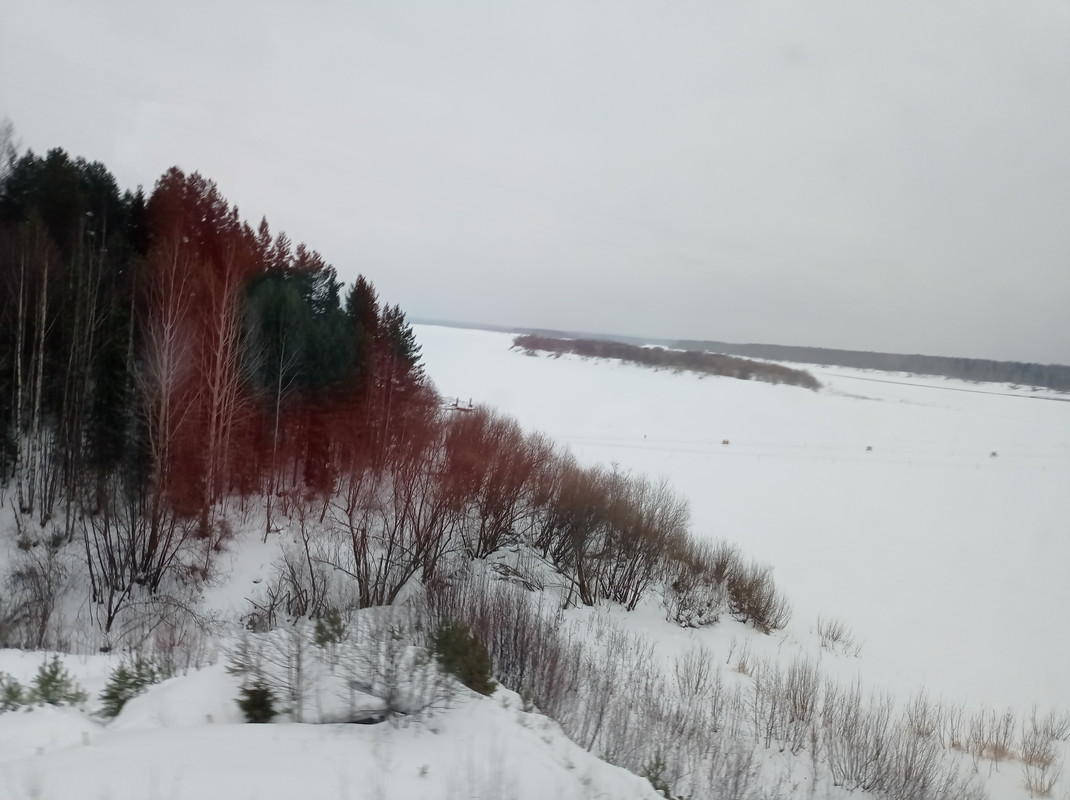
(816, 615, 862, 657)
(674, 646, 717, 701)
(967, 707, 1017, 762)
(1023, 760, 1061, 798)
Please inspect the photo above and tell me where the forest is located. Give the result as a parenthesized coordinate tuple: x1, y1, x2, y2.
(0, 147, 442, 637)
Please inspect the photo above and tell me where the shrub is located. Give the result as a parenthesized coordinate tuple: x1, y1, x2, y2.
(725, 560, 791, 634)
(237, 681, 277, 723)
(673, 647, 717, 700)
(346, 612, 449, 720)
(0, 595, 28, 648)
(29, 656, 87, 706)
(100, 656, 161, 718)
(313, 608, 348, 648)
(1022, 759, 1060, 798)
(641, 750, 679, 799)
(663, 562, 724, 628)
(0, 673, 25, 712)
(816, 615, 862, 657)
(432, 620, 496, 696)
(227, 627, 311, 721)
(966, 706, 1016, 762)
(428, 573, 582, 718)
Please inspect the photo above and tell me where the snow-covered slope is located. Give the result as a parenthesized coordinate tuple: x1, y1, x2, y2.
(417, 324, 1070, 717)
(2, 323, 1067, 800)
(0, 655, 658, 800)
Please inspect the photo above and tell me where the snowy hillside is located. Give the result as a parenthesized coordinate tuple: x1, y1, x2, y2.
(0, 654, 656, 800)
(417, 324, 1070, 719)
(1, 324, 1068, 800)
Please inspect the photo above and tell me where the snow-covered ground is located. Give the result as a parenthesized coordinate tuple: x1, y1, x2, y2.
(1, 323, 1067, 799)
(0, 655, 657, 800)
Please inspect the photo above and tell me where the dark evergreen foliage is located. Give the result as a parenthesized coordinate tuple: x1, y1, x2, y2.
(236, 681, 277, 723)
(431, 620, 496, 696)
(99, 655, 161, 717)
(312, 609, 348, 648)
(0, 673, 25, 711)
(381, 303, 423, 378)
(345, 275, 380, 387)
(29, 656, 87, 706)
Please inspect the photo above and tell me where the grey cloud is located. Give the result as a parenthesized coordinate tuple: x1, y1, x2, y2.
(1, 0, 1066, 362)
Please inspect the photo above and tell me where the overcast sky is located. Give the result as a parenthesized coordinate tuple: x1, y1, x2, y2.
(2, 1, 1068, 363)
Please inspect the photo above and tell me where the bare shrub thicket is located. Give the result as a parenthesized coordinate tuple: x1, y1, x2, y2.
(440, 408, 549, 559)
(80, 474, 204, 637)
(422, 569, 583, 720)
(1020, 730, 1060, 798)
(311, 432, 464, 611)
(724, 557, 792, 633)
(237, 553, 1006, 800)
(565, 614, 753, 797)
(748, 656, 822, 754)
(662, 539, 791, 635)
(905, 691, 944, 740)
(822, 681, 895, 791)
(596, 475, 690, 611)
(422, 569, 764, 798)
(674, 646, 718, 701)
(0, 594, 23, 647)
(246, 393, 789, 643)
(661, 539, 740, 628)
(245, 537, 335, 630)
(816, 614, 862, 656)
(967, 706, 1018, 763)
(2, 542, 70, 648)
(662, 556, 724, 628)
(1029, 708, 1070, 743)
(531, 459, 612, 607)
(70, 588, 221, 664)
(820, 680, 989, 800)
(1020, 709, 1067, 799)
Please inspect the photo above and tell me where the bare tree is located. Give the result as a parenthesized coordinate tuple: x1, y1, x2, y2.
(199, 226, 248, 516)
(12, 221, 62, 523)
(599, 474, 689, 610)
(0, 118, 16, 182)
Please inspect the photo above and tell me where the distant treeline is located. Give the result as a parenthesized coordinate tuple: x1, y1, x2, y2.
(674, 341, 1070, 392)
(513, 335, 821, 390)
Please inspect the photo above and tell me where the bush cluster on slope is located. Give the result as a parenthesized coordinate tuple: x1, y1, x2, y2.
(421, 570, 992, 800)
(247, 401, 791, 639)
